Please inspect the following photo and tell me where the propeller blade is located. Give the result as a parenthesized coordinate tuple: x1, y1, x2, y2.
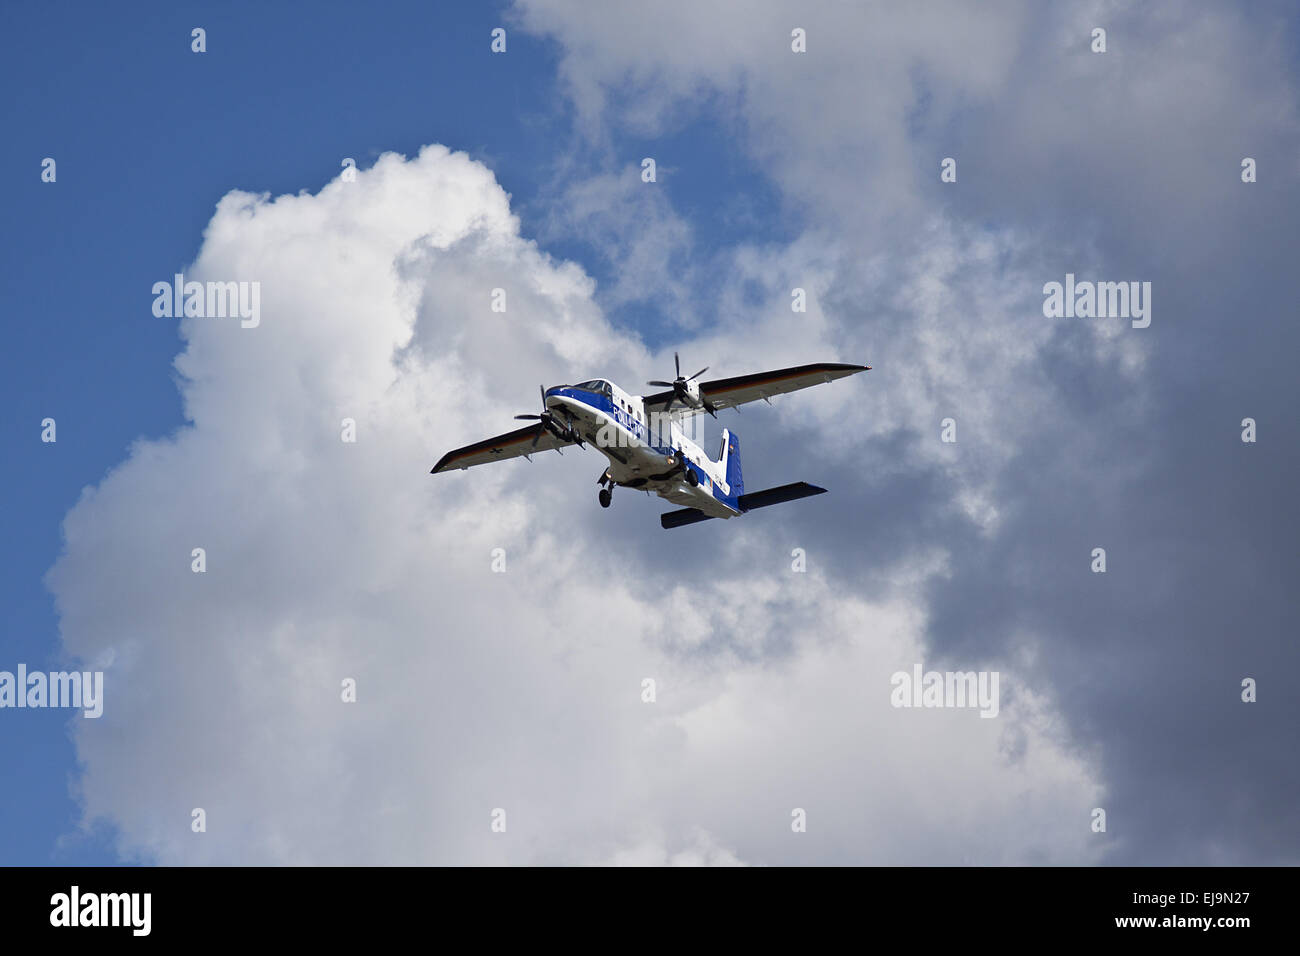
(687, 366, 708, 381)
(539, 385, 546, 406)
(674, 352, 681, 377)
(647, 380, 674, 387)
(515, 414, 542, 420)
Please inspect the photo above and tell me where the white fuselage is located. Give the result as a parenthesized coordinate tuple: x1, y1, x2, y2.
(544, 380, 739, 518)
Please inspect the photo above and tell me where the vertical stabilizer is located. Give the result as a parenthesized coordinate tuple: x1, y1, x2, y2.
(721, 428, 743, 497)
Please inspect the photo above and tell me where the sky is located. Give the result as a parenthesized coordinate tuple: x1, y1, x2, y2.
(1, 0, 1297, 865)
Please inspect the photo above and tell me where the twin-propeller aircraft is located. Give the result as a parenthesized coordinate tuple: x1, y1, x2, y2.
(431, 355, 870, 529)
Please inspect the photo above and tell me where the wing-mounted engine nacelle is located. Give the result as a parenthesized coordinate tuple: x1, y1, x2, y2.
(681, 376, 702, 407)
(647, 352, 715, 416)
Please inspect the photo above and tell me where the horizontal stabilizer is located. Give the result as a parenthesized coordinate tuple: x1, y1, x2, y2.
(660, 508, 716, 529)
(661, 482, 828, 529)
(738, 481, 827, 511)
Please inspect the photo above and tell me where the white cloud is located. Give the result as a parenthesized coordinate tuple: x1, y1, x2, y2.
(46, 144, 1104, 864)
(541, 165, 700, 322)
(512, 0, 1029, 230)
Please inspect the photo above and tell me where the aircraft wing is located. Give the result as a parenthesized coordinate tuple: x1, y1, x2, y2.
(642, 362, 869, 418)
(431, 423, 574, 473)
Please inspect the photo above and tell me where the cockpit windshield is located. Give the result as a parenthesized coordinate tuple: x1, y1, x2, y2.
(572, 379, 612, 396)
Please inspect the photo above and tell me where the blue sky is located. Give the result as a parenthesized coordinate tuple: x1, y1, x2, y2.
(3, 1, 1297, 866)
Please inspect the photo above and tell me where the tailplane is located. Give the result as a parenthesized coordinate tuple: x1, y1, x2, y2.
(660, 481, 826, 529)
(737, 481, 826, 511)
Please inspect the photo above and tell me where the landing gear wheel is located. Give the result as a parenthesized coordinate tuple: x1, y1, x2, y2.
(686, 469, 699, 487)
(599, 487, 612, 508)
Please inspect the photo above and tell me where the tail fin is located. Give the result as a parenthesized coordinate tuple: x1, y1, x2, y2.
(721, 428, 743, 497)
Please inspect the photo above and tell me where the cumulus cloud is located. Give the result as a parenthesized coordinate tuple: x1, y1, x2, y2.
(47, 144, 1103, 865)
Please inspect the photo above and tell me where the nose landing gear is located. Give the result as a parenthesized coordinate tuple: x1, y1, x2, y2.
(599, 487, 612, 508)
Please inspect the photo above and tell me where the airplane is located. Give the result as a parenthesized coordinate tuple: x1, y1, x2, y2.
(430, 355, 870, 529)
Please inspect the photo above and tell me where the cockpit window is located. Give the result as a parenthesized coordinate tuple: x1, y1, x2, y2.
(572, 379, 612, 396)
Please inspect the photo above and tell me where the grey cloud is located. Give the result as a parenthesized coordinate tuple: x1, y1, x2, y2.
(515, 0, 1300, 863)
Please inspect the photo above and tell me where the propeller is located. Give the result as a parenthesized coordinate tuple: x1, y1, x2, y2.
(647, 352, 717, 416)
(515, 385, 584, 448)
